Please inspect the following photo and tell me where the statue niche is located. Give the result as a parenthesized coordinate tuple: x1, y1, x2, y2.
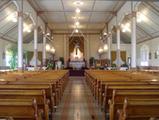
(68, 36, 85, 70)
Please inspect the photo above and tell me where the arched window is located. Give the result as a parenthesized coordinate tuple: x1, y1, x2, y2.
(140, 45, 149, 66)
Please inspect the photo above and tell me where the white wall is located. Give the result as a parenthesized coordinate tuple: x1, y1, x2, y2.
(53, 35, 65, 60)
(88, 34, 101, 59)
(137, 37, 159, 66)
(0, 39, 15, 66)
(52, 34, 100, 66)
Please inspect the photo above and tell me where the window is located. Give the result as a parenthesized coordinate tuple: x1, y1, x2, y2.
(5, 50, 12, 67)
(140, 45, 149, 66)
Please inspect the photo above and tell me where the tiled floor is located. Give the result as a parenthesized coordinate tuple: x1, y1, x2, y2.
(53, 77, 105, 120)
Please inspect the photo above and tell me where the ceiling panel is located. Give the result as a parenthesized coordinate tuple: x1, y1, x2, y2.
(36, 0, 63, 11)
(93, 1, 116, 11)
(50, 23, 68, 30)
(63, 0, 94, 11)
(87, 23, 104, 29)
(66, 12, 90, 23)
(44, 12, 66, 23)
(90, 12, 108, 23)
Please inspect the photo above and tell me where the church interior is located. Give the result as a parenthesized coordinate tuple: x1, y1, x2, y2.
(0, 0, 159, 120)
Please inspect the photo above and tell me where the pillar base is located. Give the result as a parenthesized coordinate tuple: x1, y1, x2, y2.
(130, 67, 137, 71)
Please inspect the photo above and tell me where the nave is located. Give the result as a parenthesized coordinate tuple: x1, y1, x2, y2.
(53, 77, 105, 120)
(1, 0, 159, 120)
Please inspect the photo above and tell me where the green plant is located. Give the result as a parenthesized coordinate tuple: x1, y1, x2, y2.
(59, 57, 64, 65)
(111, 63, 116, 67)
(121, 63, 128, 67)
(89, 57, 95, 66)
(8, 45, 18, 70)
(46, 60, 54, 70)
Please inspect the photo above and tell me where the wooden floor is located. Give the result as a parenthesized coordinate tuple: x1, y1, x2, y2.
(53, 77, 105, 120)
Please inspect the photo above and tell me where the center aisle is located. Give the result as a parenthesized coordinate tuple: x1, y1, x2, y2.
(53, 77, 105, 120)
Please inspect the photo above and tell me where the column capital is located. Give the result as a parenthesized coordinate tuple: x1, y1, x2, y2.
(18, 11, 23, 17)
(131, 11, 137, 18)
(116, 25, 121, 30)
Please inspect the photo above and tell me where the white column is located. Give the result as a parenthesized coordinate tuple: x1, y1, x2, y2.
(34, 25, 38, 68)
(63, 34, 67, 67)
(131, 12, 137, 68)
(116, 26, 121, 68)
(17, 3, 23, 70)
(86, 35, 90, 67)
(43, 34, 46, 66)
(107, 33, 112, 60)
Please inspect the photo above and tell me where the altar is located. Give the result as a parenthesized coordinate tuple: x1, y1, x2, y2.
(69, 61, 85, 70)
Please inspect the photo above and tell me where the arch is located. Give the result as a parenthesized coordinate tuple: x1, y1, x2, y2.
(28, 13, 36, 26)
(12, 0, 19, 11)
(134, 1, 142, 11)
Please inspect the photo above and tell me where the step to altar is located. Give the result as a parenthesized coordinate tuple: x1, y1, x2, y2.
(69, 69, 85, 76)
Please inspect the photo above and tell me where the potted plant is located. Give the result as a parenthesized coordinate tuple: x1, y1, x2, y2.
(89, 57, 95, 67)
(8, 45, 18, 70)
(59, 57, 64, 65)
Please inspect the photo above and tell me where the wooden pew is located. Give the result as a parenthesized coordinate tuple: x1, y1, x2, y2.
(0, 84, 56, 115)
(102, 84, 159, 107)
(0, 70, 69, 107)
(85, 70, 159, 120)
(118, 99, 159, 120)
(108, 90, 159, 120)
(0, 98, 41, 120)
(0, 90, 49, 120)
(0, 70, 69, 119)
(98, 80, 150, 105)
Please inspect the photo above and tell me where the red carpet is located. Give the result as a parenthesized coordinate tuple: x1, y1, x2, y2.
(69, 69, 85, 76)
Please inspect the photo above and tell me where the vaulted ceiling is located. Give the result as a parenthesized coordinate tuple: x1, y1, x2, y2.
(0, 1, 159, 44)
(28, 0, 125, 33)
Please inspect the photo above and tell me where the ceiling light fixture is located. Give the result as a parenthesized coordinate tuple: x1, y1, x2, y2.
(23, 23, 32, 33)
(75, 21, 80, 26)
(137, 12, 148, 23)
(46, 44, 51, 51)
(103, 44, 108, 51)
(75, 29, 79, 33)
(50, 47, 55, 54)
(7, 11, 17, 23)
(73, 1, 84, 6)
(72, 16, 80, 20)
(121, 23, 131, 33)
(76, 8, 81, 13)
(46, 33, 50, 36)
(98, 47, 104, 54)
(103, 32, 107, 36)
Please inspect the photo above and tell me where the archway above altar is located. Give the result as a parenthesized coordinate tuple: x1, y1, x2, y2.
(69, 36, 86, 70)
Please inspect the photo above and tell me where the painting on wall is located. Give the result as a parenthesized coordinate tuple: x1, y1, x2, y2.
(154, 52, 158, 59)
(149, 52, 151, 60)
(69, 36, 84, 58)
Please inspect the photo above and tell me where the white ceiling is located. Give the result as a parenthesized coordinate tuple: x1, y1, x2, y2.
(29, 0, 125, 33)
(1, 1, 159, 44)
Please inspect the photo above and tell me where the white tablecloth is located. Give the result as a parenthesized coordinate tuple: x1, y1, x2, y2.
(69, 61, 85, 69)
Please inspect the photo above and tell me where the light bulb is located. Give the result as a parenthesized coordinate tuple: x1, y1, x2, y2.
(103, 44, 108, 51)
(27, 29, 31, 33)
(75, 21, 80, 26)
(46, 33, 50, 36)
(75, 29, 79, 33)
(103, 32, 107, 36)
(76, 8, 80, 13)
(98, 48, 103, 53)
(46, 44, 50, 51)
(51, 47, 55, 54)
(73, 1, 84, 6)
